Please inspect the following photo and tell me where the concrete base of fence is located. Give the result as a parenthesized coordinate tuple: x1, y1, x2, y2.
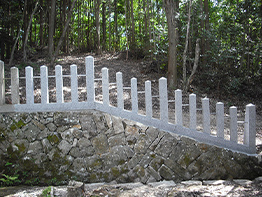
(0, 110, 261, 185)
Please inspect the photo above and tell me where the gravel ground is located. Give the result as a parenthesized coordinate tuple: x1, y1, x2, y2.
(1, 178, 262, 197)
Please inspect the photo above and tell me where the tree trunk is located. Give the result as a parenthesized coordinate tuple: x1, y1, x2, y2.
(163, 0, 179, 88)
(9, 28, 21, 66)
(23, 0, 39, 62)
(130, 0, 135, 47)
(114, 0, 118, 51)
(182, 0, 192, 89)
(102, 1, 106, 50)
(95, 0, 101, 55)
(203, 0, 210, 51)
(125, 0, 129, 60)
(52, 0, 77, 64)
(48, 0, 56, 58)
(184, 38, 200, 92)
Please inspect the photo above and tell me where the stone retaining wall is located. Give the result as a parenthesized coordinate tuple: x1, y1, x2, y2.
(0, 110, 261, 185)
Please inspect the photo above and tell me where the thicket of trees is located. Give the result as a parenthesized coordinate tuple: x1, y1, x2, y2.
(0, 0, 261, 97)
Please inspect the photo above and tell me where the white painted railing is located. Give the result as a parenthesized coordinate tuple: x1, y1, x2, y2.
(0, 57, 256, 154)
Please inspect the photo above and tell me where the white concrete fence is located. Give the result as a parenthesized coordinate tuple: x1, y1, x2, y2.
(0, 56, 256, 154)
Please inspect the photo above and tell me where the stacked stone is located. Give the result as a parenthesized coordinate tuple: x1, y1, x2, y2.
(0, 110, 261, 185)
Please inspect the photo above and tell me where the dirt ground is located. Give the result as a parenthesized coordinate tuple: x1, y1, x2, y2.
(3, 52, 262, 153)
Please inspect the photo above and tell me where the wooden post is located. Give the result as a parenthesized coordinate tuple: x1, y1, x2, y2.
(26, 66, 34, 104)
(0, 61, 5, 105)
(11, 67, 19, 104)
(55, 65, 64, 103)
(71, 65, 78, 103)
(41, 66, 49, 104)
(159, 77, 168, 123)
(175, 89, 183, 125)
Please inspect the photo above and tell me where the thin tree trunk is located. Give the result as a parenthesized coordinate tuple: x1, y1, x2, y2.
(52, 0, 77, 64)
(9, 28, 21, 66)
(125, 0, 129, 60)
(23, 0, 39, 62)
(185, 38, 200, 92)
(95, 0, 101, 55)
(102, 1, 106, 50)
(108, 1, 112, 51)
(183, 0, 192, 88)
(48, 0, 56, 58)
(130, 0, 135, 47)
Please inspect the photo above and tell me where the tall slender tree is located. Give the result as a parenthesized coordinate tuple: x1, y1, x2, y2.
(163, 0, 179, 88)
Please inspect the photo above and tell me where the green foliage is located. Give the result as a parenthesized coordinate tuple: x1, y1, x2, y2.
(41, 186, 52, 197)
(0, 174, 20, 186)
(0, 162, 21, 186)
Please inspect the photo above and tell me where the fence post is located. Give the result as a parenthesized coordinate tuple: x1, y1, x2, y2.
(131, 78, 138, 114)
(244, 104, 256, 153)
(216, 102, 224, 138)
(11, 67, 19, 104)
(71, 65, 78, 103)
(86, 56, 95, 104)
(145, 80, 152, 118)
(116, 72, 124, 110)
(26, 66, 34, 104)
(102, 67, 109, 106)
(230, 106, 237, 142)
(175, 89, 183, 125)
(41, 66, 49, 104)
(202, 97, 210, 134)
(55, 65, 64, 103)
(0, 61, 5, 105)
(159, 77, 168, 123)
(189, 93, 196, 129)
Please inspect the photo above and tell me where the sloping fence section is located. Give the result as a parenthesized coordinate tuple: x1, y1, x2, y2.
(0, 57, 256, 154)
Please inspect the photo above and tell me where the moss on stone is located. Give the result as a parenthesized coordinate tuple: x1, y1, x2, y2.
(47, 134, 60, 144)
(111, 167, 120, 177)
(89, 173, 98, 182)
(16, 120, 26, 128)
(15, 143, 26, 153)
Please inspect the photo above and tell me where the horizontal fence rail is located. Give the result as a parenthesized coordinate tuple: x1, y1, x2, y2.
(0, 57, 256, 154)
